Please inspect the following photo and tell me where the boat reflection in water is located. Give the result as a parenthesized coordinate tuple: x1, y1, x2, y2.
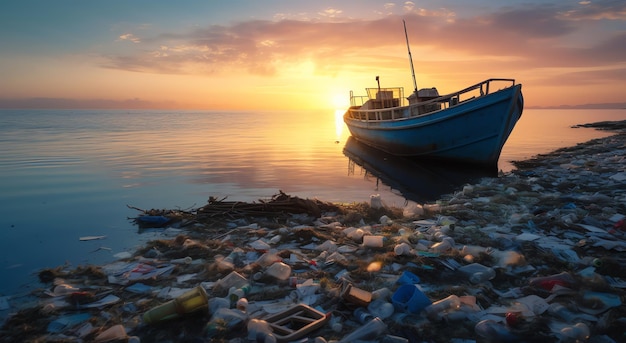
(343, 136, 497, 204)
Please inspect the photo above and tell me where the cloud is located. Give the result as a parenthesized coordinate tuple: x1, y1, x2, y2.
(118, 33, 141, 43)
(318, 8, 343, 18)
(560, 0, 626, 20)
(99, 1, 625, 82)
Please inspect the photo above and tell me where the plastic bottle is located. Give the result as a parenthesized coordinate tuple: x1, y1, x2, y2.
(474, 319, 519, 341)
(458, 262, 496, 284)
(528, 271, 576, 291)
(142, 286, 208, 324)
(548, 303, 577, 322)
(205, 307, 248, 338)
(423, 295, 461, 320)
(247, 318, 274, 341)
(236, 297, 248, 312)
(216, 251, 238, 272)
(429, 237, 455, 253)
(228, 284, 251, 305)
(367, 299, 395, 319)
(371, 287, 392, 300)
(381, 335, 409, 343)
(560, 323, 590, 342)
(338, 317, 387, 343)
(254, 261, 292, 282)
(354, 307, 374, 324)
(170, 256, 192, 264)
(460, 245, 491, 258)
(208, 297, 230, 315)
(579, 256, 603, 267)
(255, 251, 281, 267)
(213, 271, 248, 295)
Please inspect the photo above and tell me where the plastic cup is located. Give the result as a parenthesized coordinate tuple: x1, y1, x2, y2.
(394, 243, 412, 256)
(391, 284, 432, 314)
(362, 235, 384, 248)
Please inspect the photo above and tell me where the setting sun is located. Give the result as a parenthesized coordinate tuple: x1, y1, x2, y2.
(332, 93, 350, 110)
(0, 2, 624, 110)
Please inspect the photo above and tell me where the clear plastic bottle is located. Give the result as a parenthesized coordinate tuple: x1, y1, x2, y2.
(256, 251, 281, 267)
(338, 317, 387, 343)
(458, 263, 496, 284)
(368, 299, 395, 320)
(474, 319, 519, 341)
(423, 295, 461, 320)
(548, 302, 577, 322)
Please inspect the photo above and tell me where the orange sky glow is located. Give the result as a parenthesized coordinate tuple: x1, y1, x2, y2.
(0, 1, 624, 110)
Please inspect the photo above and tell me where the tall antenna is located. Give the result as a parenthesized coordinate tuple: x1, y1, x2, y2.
(403, 20, 418, 94)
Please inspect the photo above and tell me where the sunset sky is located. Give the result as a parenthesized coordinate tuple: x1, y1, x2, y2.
(1, 1, 624, 110)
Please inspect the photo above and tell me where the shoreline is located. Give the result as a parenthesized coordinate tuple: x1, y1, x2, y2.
(2, 121, 625, 342)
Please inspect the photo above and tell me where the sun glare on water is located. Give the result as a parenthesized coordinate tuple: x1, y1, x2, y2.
(334, 109, 345, 139)
(332, 93, 350, 140)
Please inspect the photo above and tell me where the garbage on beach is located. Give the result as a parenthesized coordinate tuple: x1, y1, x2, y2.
(1, 124, 626, 342)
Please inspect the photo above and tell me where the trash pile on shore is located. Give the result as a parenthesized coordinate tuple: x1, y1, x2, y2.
(1, 122, 625, 343)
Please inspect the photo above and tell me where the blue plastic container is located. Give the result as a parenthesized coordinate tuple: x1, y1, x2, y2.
(391, 284, 432, 313)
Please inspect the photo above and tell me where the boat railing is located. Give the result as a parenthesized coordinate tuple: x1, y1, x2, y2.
(347, 78, 516, 121)
(349, 91, 370, 107)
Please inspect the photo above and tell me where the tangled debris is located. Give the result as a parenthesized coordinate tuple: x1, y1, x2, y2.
(1, 121, 625, 343)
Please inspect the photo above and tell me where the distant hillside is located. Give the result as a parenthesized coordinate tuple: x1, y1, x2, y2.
(528, 102, 626, 110)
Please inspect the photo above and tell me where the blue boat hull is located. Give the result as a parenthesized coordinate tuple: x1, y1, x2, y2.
(344, 84, 523, 167)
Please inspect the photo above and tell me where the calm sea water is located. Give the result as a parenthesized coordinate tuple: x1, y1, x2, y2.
(0, 108, 624, 296)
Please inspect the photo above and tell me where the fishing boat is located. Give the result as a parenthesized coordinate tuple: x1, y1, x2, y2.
(343, 22, 523, 168)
